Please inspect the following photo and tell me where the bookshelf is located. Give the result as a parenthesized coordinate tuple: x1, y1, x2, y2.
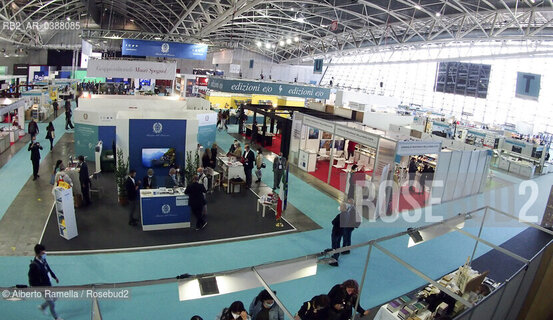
(54, 187, 78, 240)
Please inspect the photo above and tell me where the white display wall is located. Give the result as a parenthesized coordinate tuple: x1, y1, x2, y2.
(322, 40, 553, 135)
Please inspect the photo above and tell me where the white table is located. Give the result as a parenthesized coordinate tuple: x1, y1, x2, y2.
(298, 149, 317, 172)
(218, 157, 246, 193)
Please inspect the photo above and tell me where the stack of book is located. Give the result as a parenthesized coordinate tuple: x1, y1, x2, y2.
(385, 299, 403, 313)
(398, 304, 417, 320)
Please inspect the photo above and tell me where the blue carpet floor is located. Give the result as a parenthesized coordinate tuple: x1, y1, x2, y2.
(0, 123, 548, 320)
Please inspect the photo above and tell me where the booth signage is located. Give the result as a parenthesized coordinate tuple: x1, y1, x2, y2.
(504, 139, 526, 148)
(335, 124, 379, 148)
(87, 59, 177, 80)
(302, 114, 335, 133)
(13, 64, 28, 76)
(396, 141, 442, 156)
(467, 130, 486, 138)
(207, 78, 331, 99)
(122, 39, 208, 60)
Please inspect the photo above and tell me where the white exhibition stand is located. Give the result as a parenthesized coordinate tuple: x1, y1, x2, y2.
(54, 187, 78, 240)
(298, 149, 317, 172)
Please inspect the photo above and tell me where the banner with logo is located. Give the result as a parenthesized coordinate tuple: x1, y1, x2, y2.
(122, 39, 208, 60)
(87, 59, 177, 80)
(197, 113, 217, 148)
(208, 77, 331, 99)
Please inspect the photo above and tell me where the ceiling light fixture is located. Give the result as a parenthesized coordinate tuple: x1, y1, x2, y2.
(414, 5, 422, 10)
(66, 17, 71, 21)
(265, 43, 271, 49)
(294, 36, 299, 42)
(271, 44, 276, 49)
(256, 41, 262, 47)
(154, 37, 162, 40)
(286, 38, 292, 44)
(279, 40, 285, 46)
(130, 19, 134, 22)
(435, 12, 441, 17)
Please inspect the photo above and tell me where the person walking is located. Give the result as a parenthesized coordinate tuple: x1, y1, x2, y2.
(255, 148, 264, 183)
(125, 169, 141, 226)
(408, 157, 418, 192)
(52, 99, 59, 118)
(185, 175, 208, 230)
(28, 244, 63, 320)
(45, 121, 55, 150)
(28, 118, 39, 138)
(78, 155, 91, 207)
(242, 144, 255, 188)
(273, 152, 287, 189)
(28, 136, 43, 181)
(64, 106, 74, 130)
(217, 110, 222, 129)
(249, 289, 284, 320)
(329, 203, 347, 267)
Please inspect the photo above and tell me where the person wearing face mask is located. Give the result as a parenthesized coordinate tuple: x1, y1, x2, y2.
(165, 168, 181, 188)
(125, 169, 141, 226)
(294, 295, 330, 320)
(217, 300, 251, 320)
(327, 280, 370, 320)
(142, 168, 156, 189)
(28, 244, 63, 320)
(28, 136, 43, 181)
(249, 289, 284, 320)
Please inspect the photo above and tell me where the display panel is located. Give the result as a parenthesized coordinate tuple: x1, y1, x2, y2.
(434, 61, 491, 98)
(142, 148, 176, 168)
(511, 145, 522, 154)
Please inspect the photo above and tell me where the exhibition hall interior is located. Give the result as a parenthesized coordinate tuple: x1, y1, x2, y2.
(2, 0, 553, 319)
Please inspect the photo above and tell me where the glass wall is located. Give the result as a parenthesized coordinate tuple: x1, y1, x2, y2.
(322, 40, 553, 134)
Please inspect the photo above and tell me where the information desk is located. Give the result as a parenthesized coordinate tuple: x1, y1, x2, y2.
(140, 188, 191, 231)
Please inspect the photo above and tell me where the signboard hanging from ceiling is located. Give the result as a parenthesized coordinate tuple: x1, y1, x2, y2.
(122, 39, 208, 60)
(313, 59, 324, 74)
(212, 50, 234, 64)
(87, 59, 177, 80)
(207, 77, 331, 99)
(515, 72, 541, 100)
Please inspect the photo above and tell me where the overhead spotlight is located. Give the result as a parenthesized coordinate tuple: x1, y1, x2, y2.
(264, 43, 271, 49)
(66, 17, 71, 21)
(271, 44, 276, 49)
(256, 41, 262, 47)
(286, 38, 292, 44)
(294, 36, 299, 42)
(296, 17, 305, 23)
(279, 40, 284, 46)
(435, 12, 441, 17)
(154, 37, 161, 40)
(130, 19, 134, 22)
(414, 4, 422, 10)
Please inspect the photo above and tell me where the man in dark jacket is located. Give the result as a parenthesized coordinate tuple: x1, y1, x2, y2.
(185, 175, 207, 230)
(28, 118, 39, 137)
(28, 136, 43, 180)
(243, 144, 255, 188)
(408, 157, 418, 192)
(29, 244, 62, 320)
(329, 203, 347, 267)
(78, 155, 91, 206)
(273, 152, 287, 190)
(125, 169, 141, 226)
(52, 100, 59, 118)
(64, 100, 74, 130)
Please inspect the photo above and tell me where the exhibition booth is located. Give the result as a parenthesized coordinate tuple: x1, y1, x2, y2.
(0, 97, 26, 153)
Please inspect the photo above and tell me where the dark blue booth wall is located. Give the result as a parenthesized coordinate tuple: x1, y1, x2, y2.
(129, 119, 187, 181)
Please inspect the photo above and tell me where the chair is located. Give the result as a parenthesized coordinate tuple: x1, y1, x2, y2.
(333, 158, 346, 169)
(342, 164, 354, 173)
(335, 150, 344, 158)
(318, 148, 330, 161)
(89, 171, 103, 200)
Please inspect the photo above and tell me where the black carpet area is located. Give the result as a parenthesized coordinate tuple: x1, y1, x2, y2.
(41, 173, 300, 252)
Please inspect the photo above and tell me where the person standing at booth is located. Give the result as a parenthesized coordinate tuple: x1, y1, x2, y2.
(273, 152, 287, 190)
(165, 168, 180, 188)
(255, 148, 264, 183)
(243, 144, 255, 188)
(185, 175, 208, 230)
(78, 155, 91, 207)
(28, 136, 43, 181)
(126, 169, 141, 226)
(142, 168, 156, 189)
(251, 121, 259, 144)
(408, 157, 418, 192)
(52, 99, 59, 118)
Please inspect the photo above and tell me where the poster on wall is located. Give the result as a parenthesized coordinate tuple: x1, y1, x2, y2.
(319, 140, 332, 150)
(308, 128, 319, 139)
(122, 39, 207, 60)
(74, 123, 98, 160)
(322, 131, 332, 139)
(197, 113, 217, 148)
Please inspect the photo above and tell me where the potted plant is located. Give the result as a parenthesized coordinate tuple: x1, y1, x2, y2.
(114, 148, 129, 205)
(184, 150, 200, 186)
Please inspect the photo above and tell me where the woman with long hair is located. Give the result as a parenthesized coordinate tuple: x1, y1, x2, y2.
(45, 121, 55, 150)
(327, 279, 369, 320)
(217, 301, 251, 320)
